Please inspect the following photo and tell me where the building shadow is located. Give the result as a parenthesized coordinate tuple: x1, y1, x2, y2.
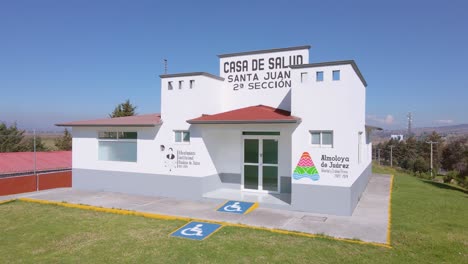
(420, 179, 467, 195)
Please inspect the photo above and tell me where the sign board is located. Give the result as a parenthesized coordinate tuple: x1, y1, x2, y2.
(221, 52, 306, 91)
(170, 221, 222, 241)
(216, 200, 257, 215)
(292, 152, 351, 184)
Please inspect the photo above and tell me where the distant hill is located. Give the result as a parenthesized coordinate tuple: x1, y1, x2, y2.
(372, 124, 468, 143)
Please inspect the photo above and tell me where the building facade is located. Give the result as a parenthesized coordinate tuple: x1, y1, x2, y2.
(59, 46, 375, 216)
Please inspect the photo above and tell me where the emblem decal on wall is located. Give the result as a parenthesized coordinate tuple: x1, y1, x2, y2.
(293, 152, 320, 181)
(164, 146, 177, 172)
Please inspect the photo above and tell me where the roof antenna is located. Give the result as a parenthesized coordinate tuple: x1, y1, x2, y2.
(163, 59, 168, 74)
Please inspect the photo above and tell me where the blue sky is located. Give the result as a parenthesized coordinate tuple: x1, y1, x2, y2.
(1, 0, 467, 131)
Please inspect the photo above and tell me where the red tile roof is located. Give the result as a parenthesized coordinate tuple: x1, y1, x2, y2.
(0, 151, 71, 175)
(56, 114, 162, 127)
(187, 105, 300, 124)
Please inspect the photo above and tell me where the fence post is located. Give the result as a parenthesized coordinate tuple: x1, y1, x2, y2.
(34, 129, 38, 191)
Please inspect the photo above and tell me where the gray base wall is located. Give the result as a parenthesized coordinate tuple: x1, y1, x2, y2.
(74, 169, 292, 200)
(73, 169, 222, 200)
(291, 163, 372, 216)
(349, 163, 372, 211)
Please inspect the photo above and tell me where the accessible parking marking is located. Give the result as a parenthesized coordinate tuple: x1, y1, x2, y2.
(170, 221, 222, 241)
(216, 200, 258, 215)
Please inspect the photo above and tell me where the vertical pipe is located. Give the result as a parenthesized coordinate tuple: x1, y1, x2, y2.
(34, 129, 38, 191)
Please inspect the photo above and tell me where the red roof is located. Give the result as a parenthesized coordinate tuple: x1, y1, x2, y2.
(0, 151, 71, 175)
(56, 114, 162, 127)
(187, 105, 300, 124)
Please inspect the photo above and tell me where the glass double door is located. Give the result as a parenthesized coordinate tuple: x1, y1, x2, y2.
(243, 137, 279, 192)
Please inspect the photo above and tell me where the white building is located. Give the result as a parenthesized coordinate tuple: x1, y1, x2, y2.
(58, 46, 377, 216)
(391, 134, 404, 141)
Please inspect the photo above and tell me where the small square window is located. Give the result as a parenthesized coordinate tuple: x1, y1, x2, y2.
(322, 132, 333, 146)
(310, 131, 333, 148)
(311, 132, 320, 145)
(175, 130, 190, 143)
(168, 81, 173, 90)
(182, 131, 190, 142)
(175, 132, 182, 142)
(179, 80, 183, 89)
(190, 80, 195, 89)
(333, 70, 340, 81)
(316, 71, 324, 82)
(301, 72, 307, 82)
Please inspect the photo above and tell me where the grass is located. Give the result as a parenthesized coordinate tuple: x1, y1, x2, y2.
(1, 166, 467, 263)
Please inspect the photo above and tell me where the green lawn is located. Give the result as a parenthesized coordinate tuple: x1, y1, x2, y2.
(1, 166, 467, 263)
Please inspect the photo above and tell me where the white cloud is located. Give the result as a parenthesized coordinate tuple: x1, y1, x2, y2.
(384, 115, 395, 125)
(367, 114, 395, 125)
(434, 119, 454, 124)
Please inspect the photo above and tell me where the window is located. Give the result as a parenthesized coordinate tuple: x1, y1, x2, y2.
(301, 72, 307, 82)
(332, 70, 340, 81)
(168, 81, 173, 90)
(190, 80, 195, 89)
(179, 80, 183, 89)
(98, 131, 137, 162)
(174, 130, 190, 143)
(310, 131, 333, 147)
(316, 71, 324, 82)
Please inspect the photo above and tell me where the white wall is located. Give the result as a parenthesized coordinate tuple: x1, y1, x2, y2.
(72, 124, 219, 177)
(290, 64, 369, 187)
(200, 124, 295, 177)
(72, 126, 160, 174)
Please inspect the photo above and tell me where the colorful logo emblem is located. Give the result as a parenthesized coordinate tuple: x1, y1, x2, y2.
(293, 152, 320, 181)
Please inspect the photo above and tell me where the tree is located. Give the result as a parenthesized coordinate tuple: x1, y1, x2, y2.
(109, 99, 137, 118)
(441, 137, 467, 173)
(0, 122, 25, 152)
(413, 157, 429, 174)
(22, 136, 48, 152)
(399, 136, 418, 170)
(55, 128, 72, 150)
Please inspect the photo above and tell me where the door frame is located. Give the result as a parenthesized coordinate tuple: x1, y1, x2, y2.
(241, 135, 280, 193)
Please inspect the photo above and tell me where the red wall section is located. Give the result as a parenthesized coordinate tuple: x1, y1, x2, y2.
(38, 171, 72, 190)
(0, 171, 71, 196)
(0, 176, 36, 196)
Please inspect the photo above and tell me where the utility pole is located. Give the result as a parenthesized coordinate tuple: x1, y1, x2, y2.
(407, 112, 413, 137)
(389, 145, 394, 167)
(377, 148, 381, 166)
(426, 141, 438, 178)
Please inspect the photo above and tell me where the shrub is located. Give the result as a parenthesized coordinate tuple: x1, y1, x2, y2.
(443, 171, 458, 183)
(413, 157, 429, 174)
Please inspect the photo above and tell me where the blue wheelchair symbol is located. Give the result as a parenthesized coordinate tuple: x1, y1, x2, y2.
(217, 200, 257, 214)
(171, 221, 222, 241)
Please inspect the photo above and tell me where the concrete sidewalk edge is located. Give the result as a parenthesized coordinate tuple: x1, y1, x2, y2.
(13, 197, 392, 249)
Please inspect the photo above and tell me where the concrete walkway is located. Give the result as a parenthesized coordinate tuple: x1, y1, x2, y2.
(1, 174, 392, 244)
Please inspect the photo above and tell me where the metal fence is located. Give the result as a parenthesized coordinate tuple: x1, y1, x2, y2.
(0, 130, 71, 194)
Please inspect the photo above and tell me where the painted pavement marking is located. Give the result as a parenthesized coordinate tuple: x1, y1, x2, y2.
(170, 221, 222, 241)
(216, 200, 258, 215)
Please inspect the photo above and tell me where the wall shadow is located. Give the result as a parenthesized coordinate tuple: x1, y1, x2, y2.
(420, 179, 467, 195)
